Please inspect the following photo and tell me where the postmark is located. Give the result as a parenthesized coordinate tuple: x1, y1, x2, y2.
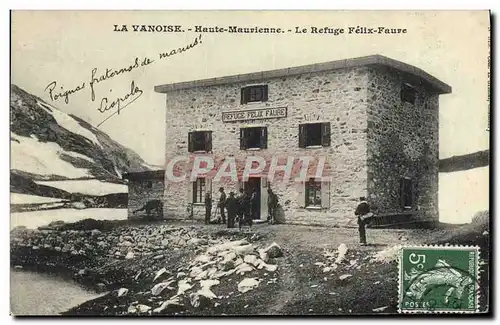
(399, 245, 480, 313)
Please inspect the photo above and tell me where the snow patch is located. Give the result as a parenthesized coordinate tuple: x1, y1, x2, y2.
(11, 193, 68, 204)
(34, 179, 128, 196)
(114, 165, 122, 178)
(37, 101, 102, 148)
(10, 208, 128, 230)
(11, 133, 92, 178)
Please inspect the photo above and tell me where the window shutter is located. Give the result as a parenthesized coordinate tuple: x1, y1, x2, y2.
(299, 125, 306, 148)
(409, 179, 414, 208)
(241, 88, 245, 105)
(321, 180, 330, 209)
(187, 181, 194, 203)
(240, 128, 247, 150)
(205, 131, 212, 152)
(399, 178, 405, 208)
(322, 122, 331, 147)
(188, 132, 193, 153)
(206, 178, 212, 194)
(261, 127, 268, 149)
(262, 85, 269, 102)
(297, 182, 305, 208)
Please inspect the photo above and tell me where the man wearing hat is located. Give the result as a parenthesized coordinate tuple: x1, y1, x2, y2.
(354, 196, 372, 245)
(217, 187, 227, 225)
(226, 191, 238, 228)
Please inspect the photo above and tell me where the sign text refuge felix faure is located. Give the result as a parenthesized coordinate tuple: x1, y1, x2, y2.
(222, 107, 287, 122)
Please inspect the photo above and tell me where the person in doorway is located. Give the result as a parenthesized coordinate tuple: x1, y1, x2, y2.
(239, 188, 253, 230)
(218, 187, 227, 225)
(355, 197, 372, 245)
(226, 191, 238, 228)
(250, 188, 259, 220)
(204, 192, 212, 225)
(267, 188, 278, 224)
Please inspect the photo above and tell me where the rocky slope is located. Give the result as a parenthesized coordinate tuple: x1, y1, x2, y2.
(11, 84, 154, 182)
(10, 84, 160, 204)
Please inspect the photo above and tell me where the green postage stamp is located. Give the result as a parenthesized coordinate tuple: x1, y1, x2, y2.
(399, 246, 480, 313)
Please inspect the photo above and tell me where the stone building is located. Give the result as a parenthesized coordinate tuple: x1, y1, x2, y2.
(154, 55, 451, 227)
(123, 170, 165, 219)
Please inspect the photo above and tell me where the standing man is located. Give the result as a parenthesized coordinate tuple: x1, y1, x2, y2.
(204, 192, 212, 225)
(355, 196, 371, 245)
(236, 189, 246, 226)
(218, 187, 227, 225)
(226, 191, 238, 228)
(250, 188, 259, 220)
(267, 188, 278, 224)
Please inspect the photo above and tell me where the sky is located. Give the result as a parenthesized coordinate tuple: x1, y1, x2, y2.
(11, 10, 490, 166)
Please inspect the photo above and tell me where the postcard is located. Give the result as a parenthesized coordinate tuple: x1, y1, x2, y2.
(10, 10, 491, 316)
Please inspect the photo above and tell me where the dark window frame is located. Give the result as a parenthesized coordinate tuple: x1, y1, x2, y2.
(188, 131, 213, 153)
(400, 177, 413, 209)
(241, 85, 269, 104)
(193, 178, 206, 204)
(240, 126, 268, 150)
(299, 122, 331, 148)
(401, 83, 417, 105)
(305, 178, 322, 207)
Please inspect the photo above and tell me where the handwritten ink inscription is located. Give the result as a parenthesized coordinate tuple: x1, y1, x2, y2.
(43, 34, 203, 127)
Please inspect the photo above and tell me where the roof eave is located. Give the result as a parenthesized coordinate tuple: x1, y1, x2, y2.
(154, 54, 452, 95)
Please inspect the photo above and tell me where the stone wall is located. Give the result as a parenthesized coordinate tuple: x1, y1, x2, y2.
(127, 178, 165, 219)
(164, 67, 369, 227)
(366, 66, 440, 221)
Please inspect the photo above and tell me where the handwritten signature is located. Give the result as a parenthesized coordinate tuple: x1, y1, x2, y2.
(96, 81, 143, 127)
(43, 34, 203, 127)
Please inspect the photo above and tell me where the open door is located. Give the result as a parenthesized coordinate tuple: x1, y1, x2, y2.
(260, 178, 268, 220)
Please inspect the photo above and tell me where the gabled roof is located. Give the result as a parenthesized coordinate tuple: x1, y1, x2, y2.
(154, 54, 451, 94)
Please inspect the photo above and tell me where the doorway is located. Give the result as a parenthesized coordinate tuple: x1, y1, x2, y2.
(244, 177, 261, 219)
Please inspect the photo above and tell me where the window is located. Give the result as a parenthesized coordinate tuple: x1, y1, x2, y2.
(401, 83, 416, 105)
(299, 122, 331, 148)
(305, 178, 322, 207)
(146, 181, 153, 189)
(240, 127, 268, 150)
(193, 178, 206, 204)
(400, 177, 413, 209)
(241, 85, 268, 104)
(188, 131, 212, 153)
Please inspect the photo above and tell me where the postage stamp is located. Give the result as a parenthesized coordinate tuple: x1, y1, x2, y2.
(399, 246, 480, 313)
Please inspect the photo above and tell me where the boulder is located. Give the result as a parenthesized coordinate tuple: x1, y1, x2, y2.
(151, 280, 175, 296)
(188, 238, 209, 246)
(117, 288, 129, 297)
(264, 242, 283, 258)
(177, 279, 193, 295)
(153, 297, 183, 313)
(233, 244, 255, 256)
(238, 278, 260, 293)
(235, 263, 254, 275)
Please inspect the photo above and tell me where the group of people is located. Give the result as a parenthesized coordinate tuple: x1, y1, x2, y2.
(204, 186, 372, 245)
(204, 186, 279, 229)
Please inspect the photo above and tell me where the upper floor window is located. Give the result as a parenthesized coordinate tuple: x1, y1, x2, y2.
(240, 126, 268, 150)
(241, 85, 268, 104)
(401, 83, 416, 105)
(299, 122, 331, 148)
(188, 131, 212, 153)
(400, 177, 413, 209)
